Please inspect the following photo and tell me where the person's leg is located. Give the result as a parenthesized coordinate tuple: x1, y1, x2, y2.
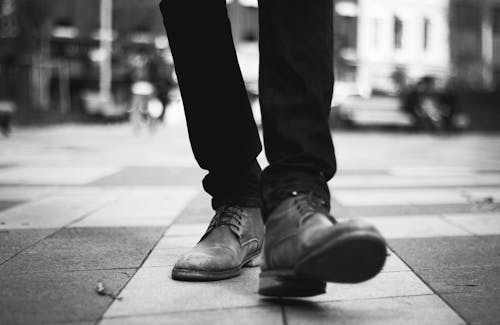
(258, 0, 336, 217)
(160, 0, 262, 209)
(257, 0, 387, 297)
(159, 0, 264, 281)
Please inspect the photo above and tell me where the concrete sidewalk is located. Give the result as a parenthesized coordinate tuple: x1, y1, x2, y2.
(0, 124, 499, 324)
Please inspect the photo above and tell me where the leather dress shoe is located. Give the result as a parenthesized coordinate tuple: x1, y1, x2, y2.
(172, 205, 264, 281)
(259, 192, 387, 297)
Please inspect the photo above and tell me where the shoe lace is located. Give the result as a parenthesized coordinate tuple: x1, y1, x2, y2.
(204, 205, 244, 239)
(292, 191, 336, 224)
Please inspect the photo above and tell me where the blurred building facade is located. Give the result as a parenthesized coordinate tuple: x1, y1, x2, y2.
(450, 0, 500, 89)
(1, 0, 499, 120)
(227, 0, 500, 94)
(336, 0, 450, 97)
(48, 0, 165, 41)
(0, 0, 169, 116)
(334, 0, 500, 96)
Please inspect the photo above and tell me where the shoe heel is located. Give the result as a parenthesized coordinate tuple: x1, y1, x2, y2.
(258, 270, 326, 297)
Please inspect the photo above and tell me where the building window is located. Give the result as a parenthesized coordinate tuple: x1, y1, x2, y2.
(394, 16, 403, 49)
(493, 6, 500, 36)
(423, 17, 431, 50)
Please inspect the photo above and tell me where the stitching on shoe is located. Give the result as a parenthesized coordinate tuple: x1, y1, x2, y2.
(240, 238, 261, 248)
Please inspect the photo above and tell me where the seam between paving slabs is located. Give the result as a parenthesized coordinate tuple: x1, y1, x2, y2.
(96, 191, 218, 324)
(95, 293, 441, 322)
(100, 305, 284, 323)
(336, 190, 472, 323)
(1, 267, 139, 276)
(439, 215, 479, 236)
(96, 186, 201, 324)
(0, 195, 121, 268)
(387, 245, 471, 325)
(94, 209, 187, 324)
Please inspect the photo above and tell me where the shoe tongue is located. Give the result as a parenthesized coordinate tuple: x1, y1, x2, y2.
(199, 224, 240, 246)
(198, 207, 243, 243)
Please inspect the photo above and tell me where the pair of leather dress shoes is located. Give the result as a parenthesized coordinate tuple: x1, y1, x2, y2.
(172, 192, 387, 297)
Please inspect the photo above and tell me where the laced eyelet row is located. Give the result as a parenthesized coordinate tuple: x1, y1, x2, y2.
(290, 191, 329, 219)
(210, 206, 246, 233)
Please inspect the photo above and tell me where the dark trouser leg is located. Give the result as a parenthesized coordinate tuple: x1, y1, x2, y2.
(159, 0, 262, 208)
(258, 0, 336, 217)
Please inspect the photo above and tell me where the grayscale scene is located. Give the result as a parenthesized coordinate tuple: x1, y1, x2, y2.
(0, 0, 499, 324)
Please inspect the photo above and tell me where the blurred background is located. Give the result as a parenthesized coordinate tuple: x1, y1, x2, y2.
(0, 0, 499, 133)
(2, 3, 500, 323)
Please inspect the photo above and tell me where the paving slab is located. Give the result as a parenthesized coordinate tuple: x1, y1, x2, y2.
(389, 236, 500, 325)
(409, 203, 499, 215)
(462, 188, 500, 202)
(90, 166, 204, 186)
(414, 266, 500, 294)
(0, 268, 135, 324)
(163, 224, 207, 237)
(444, 213, 500, 235)
(0, 228, 56, 264)
(388, 166, 479, 177)
(333, 204, 497, 218)
(353, 215, 471, 239)
(0, 163, 15, 169)
(47, 321, 97, 325)
(71, 188, 196, 227)
(0, 166, 121, 185)
(0, 193, 120, 229)
(441, 291, 500, 325)
(174, 212, 213, 225)
(0, 186, 56, 201)
(0, 227, 165, 274)
(388, 236, 500, 270)
(49, 321, 96, 325)
(309, 271, 432, 303)
(332, 175, 500, 188)
(284, 295, 465, 325)
(0, 200, 25, 213)
(382, 251, 410, 272)
(172, 191, 213, 225)
(2, 126, 499, 324)
(55, 187, 130, 197)
(332, 204, 422, 218)
(73, 208, 178, 228)
(104, 267, 431, 318)
(155, 235, 201, 249)
(141, 247, 181, 267)
(333, 189, 468, 206)
(101, 306, 282, 325)
(104, 267, 265, 317)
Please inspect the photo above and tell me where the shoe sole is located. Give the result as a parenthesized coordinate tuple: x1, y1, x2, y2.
(171, 250, 261, 281)
(259, 230, 387, 297)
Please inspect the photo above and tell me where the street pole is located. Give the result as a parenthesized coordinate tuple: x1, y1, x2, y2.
(481, 0, 493, 89)
(99, 0, 113, 103)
